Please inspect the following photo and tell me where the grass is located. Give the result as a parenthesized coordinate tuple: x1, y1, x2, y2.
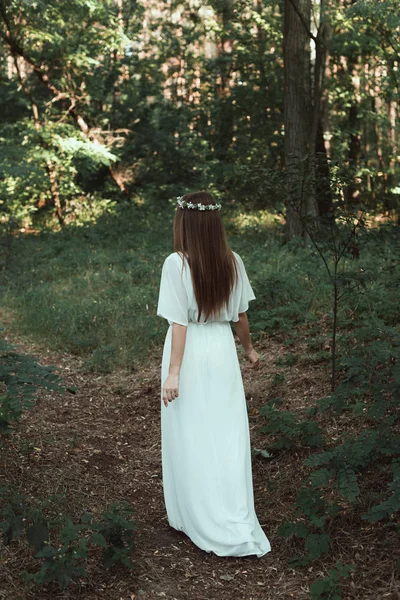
(1, 203, 399, 372)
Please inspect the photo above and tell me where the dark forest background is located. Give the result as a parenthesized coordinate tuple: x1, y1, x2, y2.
(0, 0, 399, 231)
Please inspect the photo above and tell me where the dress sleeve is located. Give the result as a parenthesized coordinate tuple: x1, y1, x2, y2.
(237, 253, 256, 313)
(157, 254, 189, 326)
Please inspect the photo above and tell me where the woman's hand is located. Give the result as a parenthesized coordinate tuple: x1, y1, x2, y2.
(162, 373, 180, 407)
(246, 347, 260, 369)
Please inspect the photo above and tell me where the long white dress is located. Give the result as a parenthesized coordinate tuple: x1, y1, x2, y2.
(156, 250, 271, 558)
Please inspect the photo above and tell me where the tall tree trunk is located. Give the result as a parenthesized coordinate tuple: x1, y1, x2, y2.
(214, 0, 234, 160)
(345, 0, 361, 207)
(346, 60, 362, 206)
(315, 119, 332, 222)
(310, 0, 333, 224)
(283, 0, 318, 241)
(387, 87, 397, 213)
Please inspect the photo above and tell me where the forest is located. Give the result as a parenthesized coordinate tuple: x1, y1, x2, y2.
(0, 0, 399, 598)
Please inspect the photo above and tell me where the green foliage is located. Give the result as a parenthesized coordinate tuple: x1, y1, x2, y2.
(276, 352, 298, 367)
(0, 329, 65, 433)
(282, 317, 400, 563)
(271, 371, 286, 387)
(1, 0, 398, 228)
(0, 3, 398, 596)
(310, 561, 355, 600)
(316, 323, 400, 418)
(22, 518, 89, 592)
(0, 121, 118, 228)
(277, 484, 342, 567)
(1, 204, 172, 372)
(0, 485, 137, 591)
(88, 501, 137, 569)
(362, 459, 400, 523)
(259, 400, 325, 450)
(258, 218, 400, 575)
(1, 211, 399, 377)
(0, 485, 31, 544)
(271, 354, 399, 567)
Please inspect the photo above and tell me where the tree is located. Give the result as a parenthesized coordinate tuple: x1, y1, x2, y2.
(283, 0, 319, 241)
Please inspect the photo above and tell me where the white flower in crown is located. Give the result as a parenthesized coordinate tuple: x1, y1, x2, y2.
(175, 195, 222, 211)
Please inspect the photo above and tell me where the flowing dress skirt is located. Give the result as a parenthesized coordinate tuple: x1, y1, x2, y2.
(160, 321, 271, 558)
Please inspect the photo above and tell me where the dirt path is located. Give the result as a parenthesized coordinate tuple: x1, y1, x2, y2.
(1, 320, 397, 600)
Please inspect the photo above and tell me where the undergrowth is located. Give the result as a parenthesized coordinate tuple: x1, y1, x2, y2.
(2, 204, 397, 374)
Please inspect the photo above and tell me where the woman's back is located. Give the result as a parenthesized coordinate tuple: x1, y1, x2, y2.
(157, 250, 256, 326)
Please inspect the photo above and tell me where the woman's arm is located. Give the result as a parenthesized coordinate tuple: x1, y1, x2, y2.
(162, 323, 187, 407)
(232, 312, 260, 368)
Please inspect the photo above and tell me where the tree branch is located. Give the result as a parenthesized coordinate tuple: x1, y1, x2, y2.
(0, 2, 127, 196)
(287, 0, 317, 43)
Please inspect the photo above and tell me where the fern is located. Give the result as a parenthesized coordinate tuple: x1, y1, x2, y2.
(362, 459, 400, 522)
(259, 401, 324, 450)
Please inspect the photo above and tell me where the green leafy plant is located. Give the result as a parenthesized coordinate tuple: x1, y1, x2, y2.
(89, 501, 137, 569)
(267, 321, 400, 568)
(0, 329, 67, 433)
(259, 400, 325, 450)
(310, 561, 354, 600)
(22, 517, 89, 591)
(278, 484, 342, 567)
(0, 486, 138, 591)
(362, 459, 400, 524)
(0, 485, 30, 544)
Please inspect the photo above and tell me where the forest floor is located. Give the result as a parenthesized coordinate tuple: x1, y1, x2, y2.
(1, 309, 398, 600)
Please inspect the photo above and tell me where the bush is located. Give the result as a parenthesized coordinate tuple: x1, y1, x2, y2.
(0, 329, 66, 434)
(0, 486, 137, 592)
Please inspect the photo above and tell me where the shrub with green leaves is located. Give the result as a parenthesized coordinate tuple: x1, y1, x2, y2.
(22, 516, 90, 592)
(88, 501, 137, 569)
(257, 221, 400, 586)
(0, 486, 137, 591)
(0, 329, 66, 433)
(277, 486, 342, 568)
(310, 561, 354, 600)
(270, 340, 399, 569)
(259, 399, 325, 450)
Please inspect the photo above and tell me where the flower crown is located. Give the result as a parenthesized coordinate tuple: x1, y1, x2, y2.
(176, 196, 222, 211)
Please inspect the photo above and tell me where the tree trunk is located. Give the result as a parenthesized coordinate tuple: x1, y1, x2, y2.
(346, 63, 362, 207)
(46, 161, 65, 226)
(310, 0, 333, 224)
(345, 0, 362, 207)
(316, 119, 333, 223)
(214, 0, 234, 160)
(283, 0, 318, 241)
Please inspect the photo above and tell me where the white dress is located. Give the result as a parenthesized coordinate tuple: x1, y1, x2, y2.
(156, 250, 272, 558)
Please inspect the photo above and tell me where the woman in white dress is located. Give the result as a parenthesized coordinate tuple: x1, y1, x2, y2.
(157, 191, 272, 558)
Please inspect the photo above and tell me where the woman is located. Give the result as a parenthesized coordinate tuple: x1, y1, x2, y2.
(157, 190, 271, 558)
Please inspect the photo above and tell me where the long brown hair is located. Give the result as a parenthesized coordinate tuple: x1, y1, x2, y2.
(173, 191, 238, 322)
